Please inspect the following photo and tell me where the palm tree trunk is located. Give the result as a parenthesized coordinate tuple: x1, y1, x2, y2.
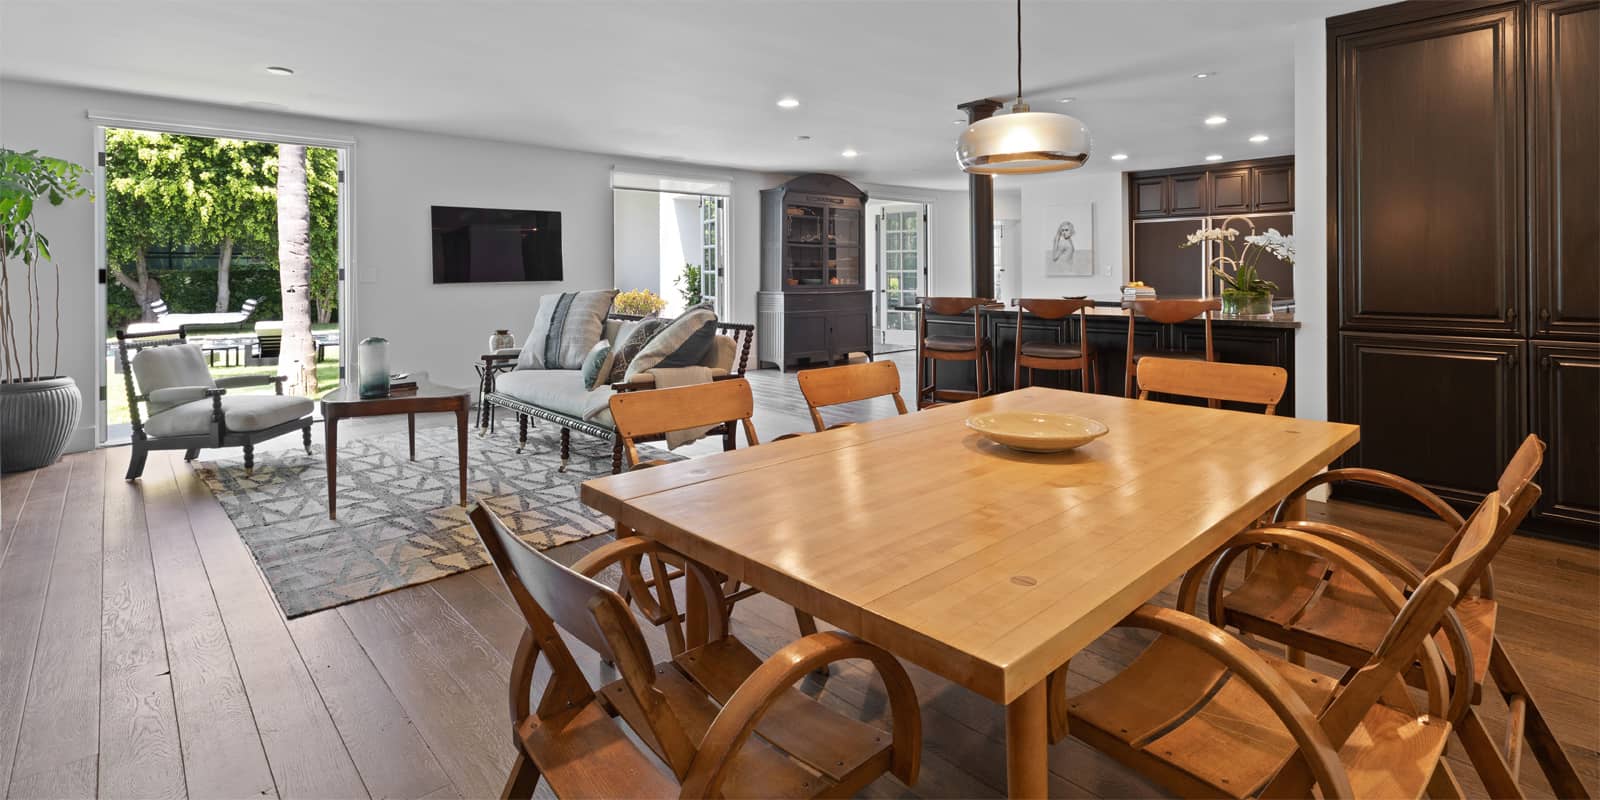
(215, 237, 233, 312)
(276, 144, 317, 396)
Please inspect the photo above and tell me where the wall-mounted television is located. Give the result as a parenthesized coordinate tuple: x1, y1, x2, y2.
(431, 205, 563, 283)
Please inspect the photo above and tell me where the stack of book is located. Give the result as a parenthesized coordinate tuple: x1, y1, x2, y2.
(1122, 284, 1156, 299)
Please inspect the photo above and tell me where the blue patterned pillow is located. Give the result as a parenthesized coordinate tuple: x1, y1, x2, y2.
(580, 340, 615, 390)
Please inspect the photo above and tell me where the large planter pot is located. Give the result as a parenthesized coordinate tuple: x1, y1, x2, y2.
(0, 377, 82, 473)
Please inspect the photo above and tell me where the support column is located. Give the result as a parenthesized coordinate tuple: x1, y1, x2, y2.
(958, 98, 1004, 300)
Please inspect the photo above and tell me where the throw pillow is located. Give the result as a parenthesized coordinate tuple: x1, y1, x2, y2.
(607, 317, 669, 384)
(515, 288, 619, 370)
(580, 340, 616, 391)
(624, 303, 718, 380)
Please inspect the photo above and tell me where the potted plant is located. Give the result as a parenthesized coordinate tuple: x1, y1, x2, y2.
(1179, 216, 1295, 317)
(1, 148, 92, 473)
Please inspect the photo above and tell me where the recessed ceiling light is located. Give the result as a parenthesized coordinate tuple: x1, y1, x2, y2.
(1204, 115, 1228, 126)
(952, 119, 965, 125)
(1194, 71, 1216, 79)
(1249, 133, 1270, 143)
(1110, 153, 1129, 161)
(265, 65, 295, 76)
(1057, 96, 1076, 104)
(795, 135, 811, 141)
(776, 97, 800, 109)
(1205, 153, 1224, 161)
(841, 149, 859, 158)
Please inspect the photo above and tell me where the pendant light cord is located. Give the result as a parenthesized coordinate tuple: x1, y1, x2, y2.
(1015, 0, 1023, 103)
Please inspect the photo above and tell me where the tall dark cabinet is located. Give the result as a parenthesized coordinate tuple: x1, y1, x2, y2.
(1328, 0, 1599, 544)
(757, 174, 872, 370)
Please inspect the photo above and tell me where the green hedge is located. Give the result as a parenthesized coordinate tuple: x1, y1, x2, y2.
(107, 268, 332, 332)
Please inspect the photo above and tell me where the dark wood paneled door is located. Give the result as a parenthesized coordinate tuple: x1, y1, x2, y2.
(1531, 341, 1599, 537)
(1209, 169, 1250, 214)
(1132, 177, 1167, 218)
(1131, 218, 1205, 297)
(1169, 173, 1207, 215)
(1337, 332, 1528, 509)
(1334, 3, 1526, 335)
(1252, 164, 1294, 212)
(1532, 0, 1600, 340)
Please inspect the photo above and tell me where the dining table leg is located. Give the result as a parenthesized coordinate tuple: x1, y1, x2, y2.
(455, 404, 468, 506)
(1006, 681, 1050, 798)
(325, 414, 339, 520)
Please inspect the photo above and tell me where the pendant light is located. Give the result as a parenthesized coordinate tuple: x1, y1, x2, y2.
(956, 0, 1090, 174)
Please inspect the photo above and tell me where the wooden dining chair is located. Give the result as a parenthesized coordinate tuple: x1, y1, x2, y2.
(608, 377, 819, 654)
(796, 360, 909, 432)
(1135, 357, 1288, 414)
(468, 503, 922, 800)
(915, 296, 995, 409)
(1189, 434, 1588, 798)
(1124, 298, 1220, 399)
(1012, 298, 1099, 392)
(1054, 493, 1506, 799)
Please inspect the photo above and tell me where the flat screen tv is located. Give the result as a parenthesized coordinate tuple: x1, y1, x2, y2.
(431, 205, 562, 283)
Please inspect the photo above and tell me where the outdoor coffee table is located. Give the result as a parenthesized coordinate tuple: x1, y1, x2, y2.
(319, 374, 470, 520)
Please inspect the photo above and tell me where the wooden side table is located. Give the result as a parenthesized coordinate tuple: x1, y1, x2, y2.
(319, 375, 470, 520)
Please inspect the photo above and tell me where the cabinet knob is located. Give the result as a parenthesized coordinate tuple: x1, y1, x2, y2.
(1539, 307, 1551, 323)
(1506, 307, 1517, 324)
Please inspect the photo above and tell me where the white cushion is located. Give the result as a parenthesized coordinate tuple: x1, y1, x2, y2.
(494, 369, 616, 428)
(144, 394, 312, 438)
(131, 344, 216, 414)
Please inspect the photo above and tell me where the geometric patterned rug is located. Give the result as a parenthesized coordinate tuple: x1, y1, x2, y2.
(194, 423, 664, 618)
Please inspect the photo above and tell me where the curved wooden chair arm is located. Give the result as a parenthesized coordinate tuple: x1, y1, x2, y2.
(1179, 527, 1452, 720)
(1274, 468, 1465, 530)
(573, 538, 729, 645)
(1113, 605, 1354, 799)
(630, 458, 674, 471)
(680, 631, 921, 798)
(770, 432, 808, 442)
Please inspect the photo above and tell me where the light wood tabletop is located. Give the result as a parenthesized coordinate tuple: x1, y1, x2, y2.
(581, 386, 1359, 797)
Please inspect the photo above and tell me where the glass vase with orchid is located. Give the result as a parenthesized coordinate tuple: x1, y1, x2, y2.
(1179, 215, 1295, 317)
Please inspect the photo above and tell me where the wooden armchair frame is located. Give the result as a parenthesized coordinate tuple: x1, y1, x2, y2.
(1198, 434, 1588, 798)
(469, 503, 921, 799)
(1057, 496, 1505, 799)
(116, 328, 313, 480)
(915, 296, 995, 409)
(477, 314, 754, 473)
(1013, 297, 1099, 392)
(1135, 357, 1288, 414)
(1124, 298, 1219, 399)
(796, 360, 909, 433)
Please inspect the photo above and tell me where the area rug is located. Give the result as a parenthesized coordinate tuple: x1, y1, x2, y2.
(194, 424, 653, 618)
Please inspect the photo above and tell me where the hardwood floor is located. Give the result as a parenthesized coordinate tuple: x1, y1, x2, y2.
(1, 353, 1595, 799)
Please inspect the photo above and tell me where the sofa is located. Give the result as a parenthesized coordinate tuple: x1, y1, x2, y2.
(478, 313, 754, 473)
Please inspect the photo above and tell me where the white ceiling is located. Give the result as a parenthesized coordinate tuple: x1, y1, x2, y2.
(0, 0, 1377, 190)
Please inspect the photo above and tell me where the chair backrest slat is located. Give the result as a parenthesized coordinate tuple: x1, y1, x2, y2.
(608, 378, 759, 467)
(1016, 297, 1094, 320)
(797, 361, 907, 431)
(1136, 357, 1288, 414)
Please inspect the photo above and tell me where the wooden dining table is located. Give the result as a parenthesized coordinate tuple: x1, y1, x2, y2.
(580, 386, 1360, 797)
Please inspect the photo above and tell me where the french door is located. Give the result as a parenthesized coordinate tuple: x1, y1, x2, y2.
(875, 203, 925, 347)
(699, 196, 727, 318)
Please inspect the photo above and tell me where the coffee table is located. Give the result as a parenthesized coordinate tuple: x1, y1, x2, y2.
(319, 374, 470, 520)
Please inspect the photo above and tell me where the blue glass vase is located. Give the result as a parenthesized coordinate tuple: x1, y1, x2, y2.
(357, 337, 390, 398)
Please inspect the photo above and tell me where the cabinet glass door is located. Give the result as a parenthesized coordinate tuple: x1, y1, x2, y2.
(827, 207, 862, 287)
(785, 204, 826, 287)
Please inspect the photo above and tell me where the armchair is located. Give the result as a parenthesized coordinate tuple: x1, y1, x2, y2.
(117, 329, 315, 480)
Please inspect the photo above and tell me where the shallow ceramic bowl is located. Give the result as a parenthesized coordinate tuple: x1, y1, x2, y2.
(965, 411, 1109, 453)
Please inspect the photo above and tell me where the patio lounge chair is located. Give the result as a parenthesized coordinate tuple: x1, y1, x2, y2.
(124, 297, 262, 334)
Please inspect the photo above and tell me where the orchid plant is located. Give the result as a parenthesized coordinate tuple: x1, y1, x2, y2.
(1179, 216, 1294, 297)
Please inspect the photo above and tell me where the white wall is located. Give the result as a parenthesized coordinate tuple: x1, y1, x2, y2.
(1017, 171, 1127, 299)
(612, 189, 660, 297)
(1292, 19, 1329, 423)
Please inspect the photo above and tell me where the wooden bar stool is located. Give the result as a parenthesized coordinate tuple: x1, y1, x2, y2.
(1012, 298, 1098, 392)
(915, 296, 994, 409)
(1124, 297, 1221, 399)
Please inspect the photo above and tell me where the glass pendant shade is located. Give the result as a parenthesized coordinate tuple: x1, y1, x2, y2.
(957, 110, 1091, 174)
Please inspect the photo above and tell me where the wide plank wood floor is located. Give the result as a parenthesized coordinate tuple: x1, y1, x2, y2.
(1, 352, 1595, 799)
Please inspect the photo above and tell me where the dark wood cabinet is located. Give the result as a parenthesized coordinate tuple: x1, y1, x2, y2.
(1132, 177, 1167, 217)
(1252, 164, 1294, 212)
(1169, 173, 1207, 215)
(757, 173, 873, 370)
(1336, 332, 1528, 507)
(1532, 0, 1600, 340)
(1330, 0, 1598, 544)
(1210, 213, 1295, 299)
(1210, 168, 1251, 214)
(1131, 218, 1206, 297)
(1333, 2, 1525, 336)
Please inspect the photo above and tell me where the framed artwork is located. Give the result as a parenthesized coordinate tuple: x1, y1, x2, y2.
(1042, 202, 1095, 277)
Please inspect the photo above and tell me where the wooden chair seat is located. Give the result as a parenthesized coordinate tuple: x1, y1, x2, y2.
(1224, 556, 1497, 701)
(922, 335, 983, 353)
(1018, 341, 1083, 359)
(515, 700, 681, 799)
(1066, 617, 1451, 799)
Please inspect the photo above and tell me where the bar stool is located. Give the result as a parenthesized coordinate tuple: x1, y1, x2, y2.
(1124, 298, 1220, 399)
(915, 296, 994, 409)
(1012, 298, 1098, 392)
